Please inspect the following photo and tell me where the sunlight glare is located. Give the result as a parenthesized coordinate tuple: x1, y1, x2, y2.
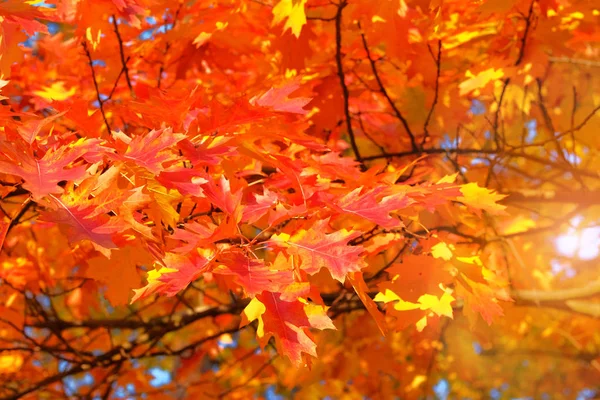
(555, 217, 600, 260)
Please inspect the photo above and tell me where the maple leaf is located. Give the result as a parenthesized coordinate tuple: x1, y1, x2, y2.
(43, 194, 123, 253)
(458, 182, 507, 216)
(201, 175, 243, 221)
(157, 167, 208, 197)
(271, 219, 366, 282)
(38, 169, 132, 253)
(110, 0, 144, 28)
(0, 140, 94, 200)
(459, 68, 504, 96)
(131, 250, 215, 302)
(16, 111, 67, 144)
(272, 0, 307, 38)
(375, 285, 455, 331)
(241, 188, 280, 224)
(458, 275, 505, 326)
(241, 291, 334, 365)
(249, 81, 312, 115)
(333, 187, 413, 228)
(116, 128, 186, 173)
(347, 272, 387, 335)
(178, 137, 236, 166)
(33, 82, 77, 102)
(431, 242, 454, 261)
(214, 250, 293, 296)
(145, 179, 182, 228)
(0, 1, 50, 35)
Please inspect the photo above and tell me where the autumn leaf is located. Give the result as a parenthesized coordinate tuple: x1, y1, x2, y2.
(333, 187, 412, 228)
(214, 250, 293, 296)
(115, 128, 186, 173)
(16, 111, 67, 144)
(132, 250, 216, 302)
(249, 80, 312, 115)
(157, 167, 208, 197)
(272, 0, 308, 38)
(375, 284, 455, 331)
(458, 68, 504, 96)
(271, 219, 366, 282)
(458, 275, 505, 326)
(1, 0, 598, 395)
(0, 140, 96, 200)
(241, 291, 334, 365)
(458, 182, 507, 216)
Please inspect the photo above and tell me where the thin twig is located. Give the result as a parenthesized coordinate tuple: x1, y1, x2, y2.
(334, 1, 363, 165)
(107, 56, 131, 100)
(157, 3, 183, 89)
(422, 40, 442, 147)
(111, 15, 134, 95)
(357, 22, 418, 152)
(493, 0, 536, 148)
(82, 41, 112, 135)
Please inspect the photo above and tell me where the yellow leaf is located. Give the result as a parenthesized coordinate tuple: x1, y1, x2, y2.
(33, 82, 77, 101)
(374, 289, 401, 303)
(431, 242, 453, 261)
(376, 287, 455, 317)
(131, 265, 177, 302)
(241, 297, 267, 338)
(459, 68, 504, 96)
(146, 180, 181, 228)
(436, 173, 458, 184)
(458, 182, 507, 215)
(272, 0, 307, 38)
(418, 291, 455, 318)
(416, 316, 428, 332)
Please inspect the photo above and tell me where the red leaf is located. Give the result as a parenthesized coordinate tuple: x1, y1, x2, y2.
(272, 219, 366, 282)
(214, 250, 293, 296)
(250, 81, 311, 115)
(115, 127, 186, 173)
(334, 187, 413, 228)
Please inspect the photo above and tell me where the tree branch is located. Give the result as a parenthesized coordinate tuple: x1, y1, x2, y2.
(358, 22, 418, 152)
(334, 1, 363, 165)
(111, 15, 134, 95)
(82, 41, 112, 135)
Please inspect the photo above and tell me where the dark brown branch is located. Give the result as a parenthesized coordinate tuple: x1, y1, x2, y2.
(5, 199, 33, 238)
(157, 4, 183, 89)
(107, 55, 131, 100)
(82, 41, 111, 135)
(111, 15, 134, 95)
(358, 22, 418, 152)
(360, 147, 599, 179)
(31, 300, 249, 331)
(334, 1, 363, 164)
(422, 40, 442, 147)
(493, 0, 536, 148)
(514, 0, 536, 67)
